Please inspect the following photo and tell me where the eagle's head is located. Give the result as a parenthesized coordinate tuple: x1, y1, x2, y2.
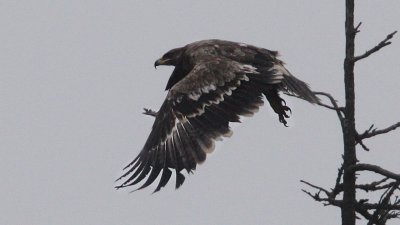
(154, 47, 184, 68)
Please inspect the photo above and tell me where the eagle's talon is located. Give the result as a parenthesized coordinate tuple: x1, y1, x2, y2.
(143, 108, 158, 117)
(283, 106, 292, 115)
(279, 115, 288, 127)
(117, 39, 320, 192)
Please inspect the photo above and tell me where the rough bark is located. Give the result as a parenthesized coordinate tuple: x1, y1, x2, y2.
(342, 1, 357, 225)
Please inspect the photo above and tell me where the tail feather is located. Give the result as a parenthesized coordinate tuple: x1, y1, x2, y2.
(249, 60, 320, 104)
(282, 74, 320, 104)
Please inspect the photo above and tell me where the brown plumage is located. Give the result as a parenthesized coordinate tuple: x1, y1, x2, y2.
(116, 39, 320, 192)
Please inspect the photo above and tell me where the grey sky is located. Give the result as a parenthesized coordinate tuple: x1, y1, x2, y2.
(1, 1, 399, 225)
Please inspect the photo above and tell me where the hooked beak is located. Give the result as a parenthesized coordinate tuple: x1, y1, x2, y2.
(154, 58, 170, 68)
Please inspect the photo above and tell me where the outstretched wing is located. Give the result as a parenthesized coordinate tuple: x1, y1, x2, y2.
(116, 57, 276, 192)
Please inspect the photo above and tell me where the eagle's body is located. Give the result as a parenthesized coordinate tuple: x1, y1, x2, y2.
(116, 39, 319, 192)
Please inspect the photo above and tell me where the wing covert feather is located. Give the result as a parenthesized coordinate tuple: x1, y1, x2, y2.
(116, 58, 267, 192)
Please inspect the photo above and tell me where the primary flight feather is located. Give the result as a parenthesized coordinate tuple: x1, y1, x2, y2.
(116, 39, 320, 192)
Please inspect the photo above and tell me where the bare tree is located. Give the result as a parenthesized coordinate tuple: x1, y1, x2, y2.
(300, 1, 400, 225)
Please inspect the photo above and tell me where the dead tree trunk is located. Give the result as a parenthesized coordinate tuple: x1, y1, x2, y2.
(342, 0, 357, 224)
(301, 1, 400, 225)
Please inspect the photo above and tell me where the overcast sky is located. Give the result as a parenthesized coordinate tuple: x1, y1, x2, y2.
(1, 1, 399, 225)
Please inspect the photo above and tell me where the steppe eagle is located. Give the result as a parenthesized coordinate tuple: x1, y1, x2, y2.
(116, 39, 320, 192)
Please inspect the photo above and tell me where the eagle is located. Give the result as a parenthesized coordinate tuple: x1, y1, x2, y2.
(116, 39, 320, 192)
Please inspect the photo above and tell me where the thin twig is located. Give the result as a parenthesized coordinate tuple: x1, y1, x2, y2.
(352, 164, 400, 181)
(359, 122, 400, 140)
(301, 180, 331, 196)
(354, 22, 362, 34)
(300, 178, 400, 221)
(335, 179, 395, 193)
(285, 92, 343, 111)
(361, 201, 400, 210)
(355, 122, 400, 151)
(301, 186, 400, 209)
(356, 178, 391, 192)
(301, 189, 342, 207)
(366, 185, 400, 225)
(332, 165, 344, 197)
(353, 31, 397, 62)
(312, 92, 345, 128)
(357, 140, 370, 151)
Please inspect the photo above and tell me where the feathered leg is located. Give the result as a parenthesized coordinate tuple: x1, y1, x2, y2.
(263, 89, 291, 126)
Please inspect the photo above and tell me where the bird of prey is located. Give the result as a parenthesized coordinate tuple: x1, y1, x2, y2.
(116, 39, 320, 192)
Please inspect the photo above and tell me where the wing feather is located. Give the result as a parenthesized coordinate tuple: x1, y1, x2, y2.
(117, 57, 269, 191)
(136, 165, 162, 191)
(176, 124, 197, 171)
(175, 171, 185, 189)
(154, 168, 172, 193)
(172, 127, 191, 171)
(117, 40, 322, 192)
(125, 158, 152, 187)
(181, 122, 207, 163)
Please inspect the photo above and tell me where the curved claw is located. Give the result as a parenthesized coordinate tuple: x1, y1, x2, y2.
(278, 105, 291, 127)
(143, 108, 158, 117)
(283, 106, 292, 115)
(281, 98, 287, 106)
(279, 114, 288, 127)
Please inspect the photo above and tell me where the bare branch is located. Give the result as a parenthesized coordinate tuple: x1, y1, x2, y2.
(317, 102, 341, 111)
(356, 178, 392, 192)
(358, 122, 400, 140)
(358, 186, 400, 224)
(300, 178, 400, 222)
(355, 122, 400, 151)
(301, 186, 400, 220)
(142, 108, 158, 117)
(313, 92, 344, 112)
(354, 22, 362, 34)
(332, 165, 344, 197)
(371, 185, 393, 224)
(301, 180, 330, 196)
(368, 182, 400, 224)
(353, 31, 397, 62)
(285, 91, 344, 113)
(352, 164, 400, 181)
(313, 91, 345, 128)
(367, 183, 400, 225)
(361, 202, 400, 210)
(301, 188, 342, 207)
(357, 139, 370, 151)
(336, 179, 395, 194)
